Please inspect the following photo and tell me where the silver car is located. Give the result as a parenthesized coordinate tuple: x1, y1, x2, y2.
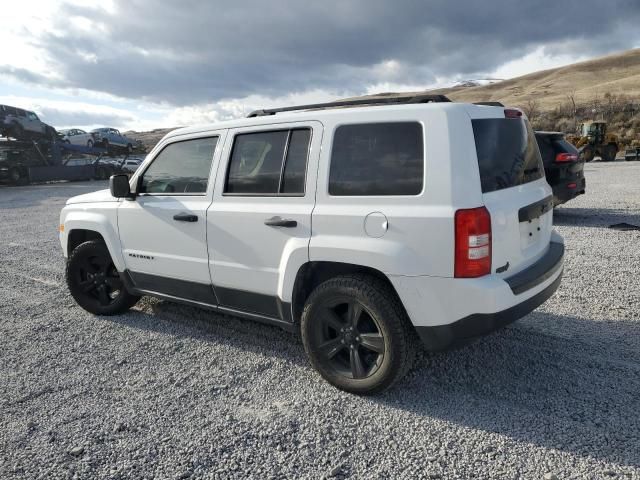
(59, 128, 96, 147)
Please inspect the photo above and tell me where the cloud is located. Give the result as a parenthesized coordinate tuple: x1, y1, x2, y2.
(1, 0, 637, 108)
(0, 95, 136, 129)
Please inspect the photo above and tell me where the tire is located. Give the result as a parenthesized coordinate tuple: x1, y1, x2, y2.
(8, 167, 28, 185)
(66, 240, 140, 315)
(301, 274, 417, 394)
(45, 126, 57, 141)
(87, 139, 94, 148)
(126, 143, 133, 154)
(95, 166, 108, 180)
(11, 123, 25, 140)
(603, 144, 617, 162)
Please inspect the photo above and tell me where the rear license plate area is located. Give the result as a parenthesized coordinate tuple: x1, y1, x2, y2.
(520, 217, 542, 248)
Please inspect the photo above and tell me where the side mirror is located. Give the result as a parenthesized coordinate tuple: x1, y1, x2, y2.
(109, 174, 133, 198)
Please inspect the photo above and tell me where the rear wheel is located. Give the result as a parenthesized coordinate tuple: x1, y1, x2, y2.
(603, 144, 617, 162)
(95, 166, 108, 180)
(8, 167, 28, 185)
(66, 240, 140, 315)
(301, 275, 416, 394)
(11, 123, 25, 140)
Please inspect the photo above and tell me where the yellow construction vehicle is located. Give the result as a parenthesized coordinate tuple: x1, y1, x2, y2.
(567, 121, 619, 162)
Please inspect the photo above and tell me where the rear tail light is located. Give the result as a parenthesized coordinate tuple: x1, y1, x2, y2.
(555, 152, 578, 163)
(504, 108, 522, 118)
(567, 182, 577, 189)
(455, 207, 492, 278)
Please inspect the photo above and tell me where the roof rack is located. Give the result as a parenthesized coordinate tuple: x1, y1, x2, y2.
(247, 94, 451, 118)
(474, 101, 504, 107)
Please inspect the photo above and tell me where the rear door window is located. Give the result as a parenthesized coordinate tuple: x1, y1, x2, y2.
(225, 128, 311, 195)
(472, 118, 544, 193)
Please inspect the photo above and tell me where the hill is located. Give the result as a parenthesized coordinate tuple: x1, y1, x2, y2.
(434, 48, 640, 110)
(349, 49, 640, 111)
(123, 128, 174, 151)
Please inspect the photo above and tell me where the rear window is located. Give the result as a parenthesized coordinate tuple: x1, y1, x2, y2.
(472, 118, 544, 193)
(553, 138, 578, 154)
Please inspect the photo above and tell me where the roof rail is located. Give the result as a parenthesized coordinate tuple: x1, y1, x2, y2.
(247, 94, 451, 118)
(474, 101, 504, 107)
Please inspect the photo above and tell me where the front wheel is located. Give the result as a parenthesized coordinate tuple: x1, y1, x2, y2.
(66, 240, 140, 315)
(301, 275, 417, 394)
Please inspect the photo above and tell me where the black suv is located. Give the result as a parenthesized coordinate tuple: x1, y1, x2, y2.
(535, 131, 585, 206)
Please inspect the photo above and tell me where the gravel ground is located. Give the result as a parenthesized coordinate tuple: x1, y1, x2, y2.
(1, 163, 639, 480)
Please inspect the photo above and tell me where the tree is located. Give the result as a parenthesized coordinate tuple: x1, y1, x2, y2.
(522, 98, 540, 123)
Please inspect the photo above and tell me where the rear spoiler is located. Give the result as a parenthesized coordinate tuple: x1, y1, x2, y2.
(474, 101, 504, 107)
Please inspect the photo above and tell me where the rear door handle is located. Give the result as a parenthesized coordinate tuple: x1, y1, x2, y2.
(264, 216, 297, 228)
(173, 213, 198, 222)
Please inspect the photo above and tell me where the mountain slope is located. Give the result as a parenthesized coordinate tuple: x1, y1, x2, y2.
(435, 48, 640, 109)
(351, 48, 640, 111)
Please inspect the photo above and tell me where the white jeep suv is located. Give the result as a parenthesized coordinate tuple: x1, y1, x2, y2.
(59, 95, 564, 394)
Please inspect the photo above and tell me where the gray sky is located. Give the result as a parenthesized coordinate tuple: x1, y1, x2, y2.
(1, 0, 639, 130)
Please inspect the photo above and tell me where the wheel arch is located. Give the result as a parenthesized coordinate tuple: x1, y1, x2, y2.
(63, 211, 124, 270)
(290, 261, 405, 325)
(67, 229, 106, 256)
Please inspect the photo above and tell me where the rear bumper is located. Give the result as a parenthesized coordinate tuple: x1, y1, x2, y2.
(390, 237, 564, 351)
(547, 163, 586, 205)
(415, 270, 562, 350)
(552, 177, 586, 205)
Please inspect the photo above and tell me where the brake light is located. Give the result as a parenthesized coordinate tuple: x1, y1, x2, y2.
(455, 207, 492, 278)
(504, 108, 522, 118)
(567, 182, 577, 189)
(555, 152, 578, 163)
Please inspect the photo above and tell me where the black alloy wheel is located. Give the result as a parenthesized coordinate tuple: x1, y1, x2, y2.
(301, 275, 416, 394)
(66, 240, 139, 315)
(314, 299, 385, 380)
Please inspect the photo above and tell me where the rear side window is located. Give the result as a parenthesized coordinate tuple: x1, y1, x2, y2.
(140, 137, 217, 194)
(225, 128, 311, 195)
(553, 138, 578, 154)
(329, 122, 423, 196)
(472, 118, 544, 193)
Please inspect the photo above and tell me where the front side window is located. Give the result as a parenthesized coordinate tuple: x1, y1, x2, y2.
(139, 137, 218, 194)
(225, 128, 311, 195)
(329, 122, 424, 196)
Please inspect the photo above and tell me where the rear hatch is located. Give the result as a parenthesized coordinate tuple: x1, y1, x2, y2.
(536, 131, 584, 187)
(471, 112, 553, 278)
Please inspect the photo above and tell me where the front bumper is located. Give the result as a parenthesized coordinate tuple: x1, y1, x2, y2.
(391, 240, 564, 351)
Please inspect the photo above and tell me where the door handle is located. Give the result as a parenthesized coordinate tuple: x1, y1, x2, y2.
(264, 216, 297, 228)
(173, 213, 198, 222)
